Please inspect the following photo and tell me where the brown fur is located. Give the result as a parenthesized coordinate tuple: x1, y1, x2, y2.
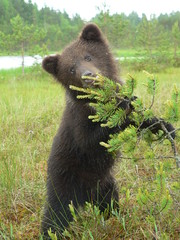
(41, 24, 120, 238)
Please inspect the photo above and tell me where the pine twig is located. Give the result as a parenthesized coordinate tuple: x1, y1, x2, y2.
(118, 156, 176, 160)
(159, 120, 180, 168)
(149, 78, 156, 109)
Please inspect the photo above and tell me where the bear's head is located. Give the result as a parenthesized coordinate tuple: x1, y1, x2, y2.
(42, 23, 118, 92)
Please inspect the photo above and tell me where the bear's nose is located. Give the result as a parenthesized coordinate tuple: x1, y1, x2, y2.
(82, 70, 96, 86)
(82, 70, 93, 77)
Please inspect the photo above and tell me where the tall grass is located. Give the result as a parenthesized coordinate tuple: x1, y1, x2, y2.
(0, 65, 179, 239)
(0, 66, 65, 239)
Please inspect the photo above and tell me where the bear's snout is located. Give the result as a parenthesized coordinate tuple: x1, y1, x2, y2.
(82, 70, 95, 77)
(81, 70, 97, 87)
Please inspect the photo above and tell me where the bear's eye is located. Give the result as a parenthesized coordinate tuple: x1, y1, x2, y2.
(70, 67, 75, 74)
(84, 55, 91, 62)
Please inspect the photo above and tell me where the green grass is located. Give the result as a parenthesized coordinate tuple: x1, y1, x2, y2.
(0, 66, 65, 239)
(0, 66, 179, 239)
(113, 48, 141, 57)
(113, 48, 180, 58)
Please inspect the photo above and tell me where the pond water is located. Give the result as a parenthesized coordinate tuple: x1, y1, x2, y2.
(0, 55, 42, 70)
(0, 55, 143, 70)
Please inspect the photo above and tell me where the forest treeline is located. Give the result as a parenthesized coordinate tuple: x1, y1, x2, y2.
(0, 0, 180, 64)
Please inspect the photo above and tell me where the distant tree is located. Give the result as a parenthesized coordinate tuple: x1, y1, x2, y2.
(172, 21, 180, 60)
(137, 14, 169, 57)
(94, 3, 112, 36)
(128, 11, 141, 27)
(137, 14, 155, 56)
(110, 14, 128, 48)
(125, 12, 141, 48)
(168, 12, 180, 29)
(0, 15, 47, 74)
(158, 13, 171, 30)
(93, 4, 127, 48)
(58, 13, 84, 48)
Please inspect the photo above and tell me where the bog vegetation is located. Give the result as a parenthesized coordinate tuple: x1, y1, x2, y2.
(0, 0, 180, 239)
(0, 65, 179, 239)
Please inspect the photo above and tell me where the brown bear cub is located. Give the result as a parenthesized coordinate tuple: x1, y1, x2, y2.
(41, 24, 120, 237)
(41, 24, 174, 237)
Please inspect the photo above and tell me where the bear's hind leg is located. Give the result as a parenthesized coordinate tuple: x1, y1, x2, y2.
(94, 176, 119, 217)
(41, 177, 91, 238)
(41, 196, 73, 239)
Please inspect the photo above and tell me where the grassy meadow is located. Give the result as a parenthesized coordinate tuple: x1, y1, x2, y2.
(0, 65, 180, 239)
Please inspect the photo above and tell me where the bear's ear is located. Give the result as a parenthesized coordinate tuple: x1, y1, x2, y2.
(42, 54, 60, 76)
(80, 23, 103, 42)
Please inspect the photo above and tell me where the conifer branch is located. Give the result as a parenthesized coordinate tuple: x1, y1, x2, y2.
(143, 70, 156, 109)
(159, 120, 180, 168)
(118, 156, 176, 160)
(70, 72, 179, 168)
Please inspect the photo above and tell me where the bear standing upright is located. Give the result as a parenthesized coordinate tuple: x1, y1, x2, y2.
(41, 24, 120, 237)
(41, 23, 175, 237)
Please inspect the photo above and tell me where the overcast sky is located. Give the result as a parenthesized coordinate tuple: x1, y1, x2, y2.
(28, 0, 180, 20)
